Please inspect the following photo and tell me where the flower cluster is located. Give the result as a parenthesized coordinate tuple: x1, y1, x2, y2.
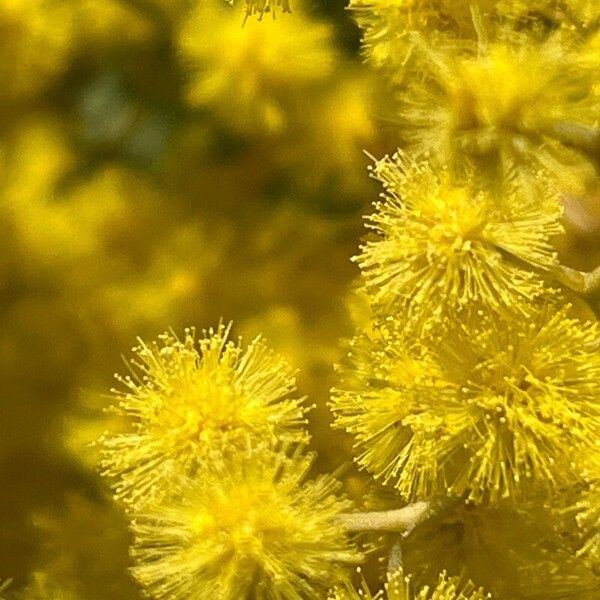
(332, 307, 600, 502)
(88, 0, 600, 598)
(100, 324, 360, 598)
(330, 0, 600, 596)
(131, 449, 362, 599)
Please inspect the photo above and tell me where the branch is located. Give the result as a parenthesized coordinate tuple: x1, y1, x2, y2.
(548, 122, 600, 155)
(337, 501, 431, 533)
(386, 540, 407, 600)
(554, 264, 600, 294)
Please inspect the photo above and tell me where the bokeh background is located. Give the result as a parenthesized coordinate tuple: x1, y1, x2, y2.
(1, 0, 600, 597)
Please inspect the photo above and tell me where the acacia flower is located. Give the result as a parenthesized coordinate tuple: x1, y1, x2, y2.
(329, 570, 490, 600)
(99, 323, 308, 506)
(331, 307, 600, 503)
(130, 449, 362, 600)
(178, 1, 336, 134)
(356, 153, 563, 331)
(397, 29, 600, 185)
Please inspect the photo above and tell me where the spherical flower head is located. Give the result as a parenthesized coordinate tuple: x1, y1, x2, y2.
(329, 570, 490, 599)
(0, 0, 74, 103)
(100, 323, 309, 506)
(356, 153, 563, 331)
(178, 2, 336, 134)
(399, 30, 600, 184)
(331, 307, 600, 504)
(130, 449, 363, 599)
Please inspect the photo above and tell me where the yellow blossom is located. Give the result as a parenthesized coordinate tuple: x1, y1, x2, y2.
(100, 323, 309, 506)
(356, 153, 563, 330)
(177, 1, 337, 134)
(398, 30, 600, 186)
(130, 449, 362, 599)
(331, 307, 600, 503)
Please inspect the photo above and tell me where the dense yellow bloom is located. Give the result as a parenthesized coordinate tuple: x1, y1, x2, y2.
(331, 307, 600, 503)
(130, 449, 362, 599)
(100, 324, 308, 506)
(356, 154, 563, 330)
(398, 30, 599, 185)
(177, 1, 337, 134)
(330, 570, 490, 599)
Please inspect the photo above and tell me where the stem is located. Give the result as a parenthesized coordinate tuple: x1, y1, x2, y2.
(554, 264, 600, 294)
(548, 122, 600, 155)
(388, 539, 404, 575)
(386, 540, 407, 600)
(337, 501, 431, 533)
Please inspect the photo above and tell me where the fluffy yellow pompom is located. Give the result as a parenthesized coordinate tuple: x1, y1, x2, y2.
(130, 449, 362, 599)
(332, 306, 600, 503)
(356, 153, 563, 331)
(398, 29, 599, 185)
(100, 323, 309, 506)
(177, 1, 337, 134)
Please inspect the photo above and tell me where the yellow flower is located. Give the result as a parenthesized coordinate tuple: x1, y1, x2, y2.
(398, 29, 599, 186)
(356, 153, 563, 331)
(177, 1, 337, 134)
(130, 449, 362, 599)
(330, 570, 490, 599)
(100, 324, 309, 506)
(331, 307, 600, 503)
(576, 483, 600, 565)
